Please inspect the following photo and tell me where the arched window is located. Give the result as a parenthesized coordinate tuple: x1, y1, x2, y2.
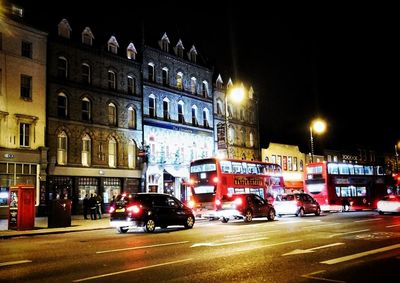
(163, 97, 170, 120)
(203, 108, 209, 127)
(191, 105, 198, 125)
(126, 42, 137, 60)
(108, 138, 117, 168)
(216, 99, 223, 115)
(148, 63, 155, 82)
(57, 93, 67, 118)
(189, 45, 197, 63)
(82, 134, 91, 167)
(108, 103, 117, 126)
(107, 36, 119, 54)
(82, 63, 91, 84)
(228, 126, 235, 145)
(191, 77, 197, 94)
(249, 132, 254, 147)
(176, 72, 183, 90)
(81, 97, 91, 121)
(128, 139, 136, 169)
(57, 131, 67, 165)
(178, 101, 185, 123)
(202, 81, 208, 97)
(162, 67, 169, 86)
(128, 106, 136, 129)
(149, 94, 156, 118)
(57, 56, 68, 78)
(241, 128, 246, 146)
(127, 75, 136, 95)
(108, 70, 116, 89)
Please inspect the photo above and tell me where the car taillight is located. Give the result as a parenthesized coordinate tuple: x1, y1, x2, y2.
(127, 205, 141, 214)
(215, 199, 221, 206)
(109, 206, 115, 213)
(234, 197, 243, 206)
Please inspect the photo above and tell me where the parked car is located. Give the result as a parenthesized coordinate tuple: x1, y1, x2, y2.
(274, 193, 321, 217)
(216, 193, 276, 223)
(377, 195, 400, 214)
(109, 193, 195, 233)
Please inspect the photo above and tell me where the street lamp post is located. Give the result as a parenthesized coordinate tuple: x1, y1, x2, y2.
(309, 118, 327, 163)
(225, 85, 245, 158)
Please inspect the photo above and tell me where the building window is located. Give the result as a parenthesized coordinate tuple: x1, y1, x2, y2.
(288, 156, 292, 171)
(127, 43, 137, 60)
(108, 103, 117, 126)
(178, 101, 185, 123)
(240, 108, 245, 120)
(20, 75, 32, 100)
(228, 126, 234, 145)
(162, 67, 169, 86)
(177, 45, 184, 58)
(107, 36, 119, 54)
(57, 93, 67, 118)
(249, 132, 254, 147)
(108, 70, 116, 90)
(191, 105, 197, 125)
(293, 157, 298, 171)
(191, 77, 197, 94)
(128, 106, 136, 129)
(176, 72, 183, 90)
(149, 95, 156, 118)
(57, 131, 67, 165)
(108, 138, 117, 168)
(203, 108, 209, 127)
(202, 81, 208, 97)
(57, 56, 68, 78)
(21, 41, 32, 58)
(82, 63, 91, 84)
(82, 27, 93, 46)
(58, 19, 71, 38)
(148, 63, 155, 82)
(81, 97, 91, 121)
(163, 98, 169, 120)
(241, 128, 246, 146)
(227, 105, 233, 118)
(19, 123, 30, 147)
(216, 100, 223, 115)
(128, 140, 136, 169)
(82, 134, 91, 167)
(127, 76, 136, 95)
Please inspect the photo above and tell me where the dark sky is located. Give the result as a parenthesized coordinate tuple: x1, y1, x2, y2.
(14, 1, 399, 154)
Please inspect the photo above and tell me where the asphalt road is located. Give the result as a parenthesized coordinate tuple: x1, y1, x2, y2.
(0, 211, 399, 282)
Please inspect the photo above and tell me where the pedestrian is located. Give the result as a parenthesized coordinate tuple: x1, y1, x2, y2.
(95, 193, 103, 219)
(83, 194, 89, 219)
(89, 194, 97, 220)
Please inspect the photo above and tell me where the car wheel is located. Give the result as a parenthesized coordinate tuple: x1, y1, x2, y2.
(267, 208, 276, 221)
(221, 217, 229, 223)
(117, 227, 129, 233)
(244, 209, 253, 222)
(315, 207, 321, 216)
(144, 219, 156, 232)
(342, 204, 350, 212)
(297, 208, 305, 217)
(184, 215, 195, 229)
(277, 214, 282, 218)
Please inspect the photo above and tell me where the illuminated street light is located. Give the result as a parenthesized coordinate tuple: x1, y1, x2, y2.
(225, 84, 245, 158)
(309, 118, 327, 163)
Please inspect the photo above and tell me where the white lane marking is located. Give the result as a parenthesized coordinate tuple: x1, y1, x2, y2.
(321, 243, 400, 265)
(282, 243, 344, 256)
(0, 259, 32, 267)
(386, 224, 400, 228)
(328, 229, 370, 238)
(191, 237, 268, 247)
(276, 220, 299, 225)
(301, 270, 346, 283)
(96, 241, 189, 254)
(238, 239, 303, 252)
(224, 230, 280, 238)
(302, 223, 340, 229)
(73, 258, 193, 282)
(354, 218, 382, 223)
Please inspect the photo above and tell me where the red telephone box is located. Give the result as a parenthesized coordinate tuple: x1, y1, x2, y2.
(8, 185, 35, 230)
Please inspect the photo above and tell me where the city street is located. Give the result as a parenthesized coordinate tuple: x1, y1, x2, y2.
(0, 211, 399, 282)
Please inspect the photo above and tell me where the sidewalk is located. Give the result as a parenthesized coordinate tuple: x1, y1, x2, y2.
(0, 214, 111, 239)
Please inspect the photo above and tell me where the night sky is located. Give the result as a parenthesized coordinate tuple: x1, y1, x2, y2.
(13, 1, 398, 154)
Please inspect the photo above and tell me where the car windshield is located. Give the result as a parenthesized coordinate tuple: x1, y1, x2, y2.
(276, 194, 297, 201)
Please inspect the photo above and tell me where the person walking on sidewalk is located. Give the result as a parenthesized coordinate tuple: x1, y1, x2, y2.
(83, 194, 90, 219)
(95, 193, 103, 219)
(89, 194, 97, 220)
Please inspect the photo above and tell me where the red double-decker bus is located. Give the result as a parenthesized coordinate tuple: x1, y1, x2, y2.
(188, 157, 285, 218)
(304, 161, 387, 211)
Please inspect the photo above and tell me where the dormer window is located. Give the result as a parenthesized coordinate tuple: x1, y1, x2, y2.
(127, 42, 137, 60)
(82, 27, 94, 46)
(58, 19, 71, 39)
(216, 74, 223, 90)
(107, 36, 119, 54)
(249, 86, 254, 100)
(189, 45, 197, 63)
(160, 33, 170, 52)
(175, 39, 184, 58)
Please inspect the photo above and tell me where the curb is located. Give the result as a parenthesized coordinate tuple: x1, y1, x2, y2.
(0, 226, 112, 239)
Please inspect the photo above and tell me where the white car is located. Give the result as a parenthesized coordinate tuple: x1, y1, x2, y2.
(274, 193, 321, 217)
(377, 195, 400, 214)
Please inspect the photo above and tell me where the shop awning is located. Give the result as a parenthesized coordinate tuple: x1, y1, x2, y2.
(164, 167, 189, 179)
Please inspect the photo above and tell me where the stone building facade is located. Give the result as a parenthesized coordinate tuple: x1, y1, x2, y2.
(46, 19, 143, 214)
(142, 33, 214, 200)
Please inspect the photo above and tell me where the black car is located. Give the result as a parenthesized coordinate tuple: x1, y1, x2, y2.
(109, 193, 195, 233)
(216, 193, 276, 223)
